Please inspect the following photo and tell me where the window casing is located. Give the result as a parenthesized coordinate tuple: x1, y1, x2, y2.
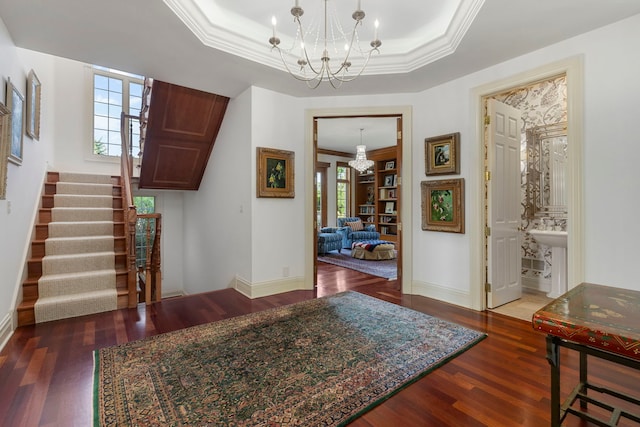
(92, 67, 144, 158)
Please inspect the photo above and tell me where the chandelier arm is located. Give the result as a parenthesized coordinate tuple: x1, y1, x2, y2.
(273, 46, 327, 83)
(329, 48, 379, 83)
(325, 20, 360, 79)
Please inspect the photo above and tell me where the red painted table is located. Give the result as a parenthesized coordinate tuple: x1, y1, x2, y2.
(533, 282, 640, 426)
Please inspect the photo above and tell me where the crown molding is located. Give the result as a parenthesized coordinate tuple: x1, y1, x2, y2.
(163, 0, 484, 75)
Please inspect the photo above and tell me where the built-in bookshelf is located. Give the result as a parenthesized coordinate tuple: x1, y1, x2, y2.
(353, 146, 399, 244)
(355, 171, 376, 225)
(376, 157, 398, 242)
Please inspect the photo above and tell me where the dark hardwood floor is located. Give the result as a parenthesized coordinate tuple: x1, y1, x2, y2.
(1, 262, 639, 426)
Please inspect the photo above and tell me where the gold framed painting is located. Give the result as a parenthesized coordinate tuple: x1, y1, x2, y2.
(6, 77, 24, 165)
(257, 147, 295, 198)
(0, 102, 10, 199)
(425, 132, 460, 175)
(421, 178, 465, 233)
(26, 69, 41, 140)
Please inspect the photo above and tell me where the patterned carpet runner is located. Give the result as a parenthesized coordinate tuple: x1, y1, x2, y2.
(94, 291, 486, 426)
(34, 172, 118, 323)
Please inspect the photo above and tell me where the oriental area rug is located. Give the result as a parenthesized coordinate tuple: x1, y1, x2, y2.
(93, 291, 486, 426)
(318, 249, 397, 279)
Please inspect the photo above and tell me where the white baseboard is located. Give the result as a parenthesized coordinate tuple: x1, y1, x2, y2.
(0, 312, 14, 353)
(161, 290, 185, 299)
(410, 280, 472, 309)
(233, 275, 308, 299)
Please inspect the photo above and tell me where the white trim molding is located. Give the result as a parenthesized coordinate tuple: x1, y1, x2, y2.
(411, 280, 472, 308)
(233, 275, 306, 299)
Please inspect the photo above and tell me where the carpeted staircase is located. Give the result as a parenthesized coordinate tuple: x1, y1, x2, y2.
(18, 172, 127, 325)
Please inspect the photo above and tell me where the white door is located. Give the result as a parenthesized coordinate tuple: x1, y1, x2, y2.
(487, 99, 523, 309)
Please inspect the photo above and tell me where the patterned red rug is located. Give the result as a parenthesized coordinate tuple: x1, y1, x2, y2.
(93, 291, 486, 426)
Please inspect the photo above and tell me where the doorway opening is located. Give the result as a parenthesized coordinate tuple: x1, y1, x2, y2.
(305, 107, 413, 294)
(474, 57, 584, 317)
(315, 116, 402, 285)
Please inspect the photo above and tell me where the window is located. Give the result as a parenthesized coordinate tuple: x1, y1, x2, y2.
(336, 162, 350, 219)
(92, 66, 144, 157)
(134, 196, 155, 268)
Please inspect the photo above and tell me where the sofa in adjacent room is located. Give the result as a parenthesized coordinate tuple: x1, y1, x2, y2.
(336, 217, 380, 249)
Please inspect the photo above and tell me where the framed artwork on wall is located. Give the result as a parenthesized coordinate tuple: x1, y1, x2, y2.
(6, 78, 24, 165)
(0, 102, 10, 199)
(425, 132, 460, 175)
(421, 178, 465, 233)
(26, 69, 41, 140)
(256, 147, 295, 198)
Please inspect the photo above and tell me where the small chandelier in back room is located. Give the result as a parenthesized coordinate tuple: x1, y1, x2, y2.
(348, 128, 374, 172)
(269, 0, 382, 89)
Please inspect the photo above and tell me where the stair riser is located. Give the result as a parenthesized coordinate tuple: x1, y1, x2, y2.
(47, 171, 121, 186)
(45, 182, 122, 197)
(45, 238, 115, 256)
(39, 274, 116, 298)
(29, 253, 127, 280)
(40, 209, 125, 223)
(41, 195, 123, 209)
(23, 270, 128, 300)
(36, 223, 125, 240)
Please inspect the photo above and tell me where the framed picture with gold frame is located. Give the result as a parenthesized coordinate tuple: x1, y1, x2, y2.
(421, 178, 465, 233)
(0, 102, 10, 199)
(6, 78, 24, 165)
(256, 147, 295, 198)
(425, 132, 460, 175)
(26, 69, 41, 140)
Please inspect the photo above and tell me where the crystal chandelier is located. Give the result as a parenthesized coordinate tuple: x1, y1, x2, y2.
(269, 0, 382, 89)
(348, 129, 374, 172)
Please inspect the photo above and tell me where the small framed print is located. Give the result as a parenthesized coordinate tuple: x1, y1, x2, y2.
(384, 175, 394, 187)
(385, 160, 395, 170)
(385, 201, 395, 214)
(421, 178, 465, 233)
(257, 147, 295, 198)
(425, 132, 460, 175)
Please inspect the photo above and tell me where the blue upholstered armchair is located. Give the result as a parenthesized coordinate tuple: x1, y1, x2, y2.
(336, 217, 380, 249)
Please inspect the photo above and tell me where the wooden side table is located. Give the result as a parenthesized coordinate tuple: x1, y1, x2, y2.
(533, 282, 640, 426)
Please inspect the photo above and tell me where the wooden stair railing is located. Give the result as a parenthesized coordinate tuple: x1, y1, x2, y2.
(137, 214, 162, 304)
(121, 111, 162, 307)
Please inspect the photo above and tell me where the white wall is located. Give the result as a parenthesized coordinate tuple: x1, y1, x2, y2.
(0, 21, 56, 343)
(181, 87, 254, 294)
(250, 87, 306, 285)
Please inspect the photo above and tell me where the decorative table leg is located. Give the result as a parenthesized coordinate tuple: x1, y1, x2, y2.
(546, 335, 561, 427)
(579, 351, 588, 410)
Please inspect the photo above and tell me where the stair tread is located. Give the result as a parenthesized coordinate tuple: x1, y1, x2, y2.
(44, 251, 116, 260)
(38, 269, 116, 280)
(36, 288, 117, 303)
